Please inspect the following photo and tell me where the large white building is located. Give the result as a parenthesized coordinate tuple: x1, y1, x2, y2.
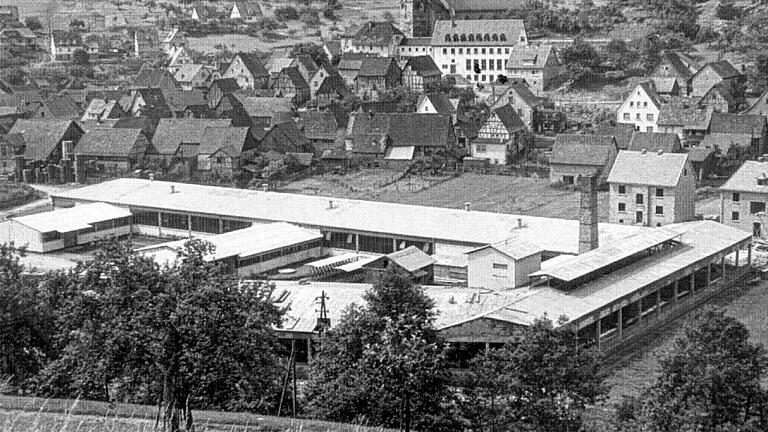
(0, 203, 132, 253)
(430, 19, 527, 85)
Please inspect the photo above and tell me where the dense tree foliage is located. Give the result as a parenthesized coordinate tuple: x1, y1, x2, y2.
(616, 309, 768, 432)
(290, 42, 327, 68)
(304, 271, 456, 431)
(24, 240, 283, 432)
(461, 318, 606, 432)
(24, 17, 43, 31)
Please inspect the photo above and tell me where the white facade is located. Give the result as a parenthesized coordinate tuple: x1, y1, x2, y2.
(432, 44, 518, 84)
(470, 141, 507, 165)
(466, 246, 541, 289)
(616, 83, 661, 132)
(0, 217, 131, 253)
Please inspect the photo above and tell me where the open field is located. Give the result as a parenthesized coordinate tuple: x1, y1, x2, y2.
(0, 181, 46, 212)
(0, 395, 389, 432)
(283, 171, 611, 220)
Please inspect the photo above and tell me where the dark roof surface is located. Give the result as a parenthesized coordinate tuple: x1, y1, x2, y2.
(9, 119, 78, 161)
(492, 105, 526, 132)
(75, 128, 144, 157)
(199, 126, 250, 155)
(41, 95, 81, 119)
(420, 93, 455, 114)
(404, 55, 441, 77)
(709, 112, 766, 135)
(353, 21, 403, 45)
(235, 53, 269, 79)
(297, 111, 338, 140)
(152, 118, 231, 154)
(550, 134, 616, 166)
(359, 57, 397, 77)
(627, 132, 682, 153)
(210, 78, 241, 94)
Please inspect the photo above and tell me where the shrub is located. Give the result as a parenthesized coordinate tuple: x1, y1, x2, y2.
(716, 0, 741, 20)
(274, 5, 299, 21)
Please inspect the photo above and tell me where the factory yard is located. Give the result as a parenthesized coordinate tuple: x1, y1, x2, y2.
(282, 171, 612, 221)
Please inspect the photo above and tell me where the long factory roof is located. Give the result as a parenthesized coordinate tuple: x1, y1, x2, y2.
(10, 203, 131, 233)
(52, 179, 644, 255)
(269, 221, 750, 333)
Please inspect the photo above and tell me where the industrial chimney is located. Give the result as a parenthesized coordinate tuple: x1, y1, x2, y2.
(578, 175, 599, 254)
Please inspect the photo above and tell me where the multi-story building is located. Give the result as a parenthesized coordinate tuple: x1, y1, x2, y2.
(341, 21, 405, 58)
(607, 150, 695, 227)
(400, 0, 524, 37)
(720, 160, 768, 238)
(505, 45, 558, 94)
(430, 19, 527, 85)
(616, 82, 662, 132)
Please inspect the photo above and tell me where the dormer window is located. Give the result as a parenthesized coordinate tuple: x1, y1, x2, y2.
(758, 174, 768, 186)
(460, 33, 466, 41)
(492, 34, 498, 41)
(500, 34, 507, 41)
(452, 34, 459, 42)
(483, 34, 490, 41)
(468, 34, 475, 41)
(444, 35, 450, 42)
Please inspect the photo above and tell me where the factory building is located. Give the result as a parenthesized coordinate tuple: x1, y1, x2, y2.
(0, 203, 132, 253)
(137, 222, 324, 276)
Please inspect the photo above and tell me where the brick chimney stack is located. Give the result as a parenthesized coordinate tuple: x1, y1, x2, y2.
(579, 175, 599, 254)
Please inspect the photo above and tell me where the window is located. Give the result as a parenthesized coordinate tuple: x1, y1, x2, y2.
(161, 212, 188, 230)
(643, 102, 648, 107)
(481, 59, 486, 69)
(647, 113, 654, 121)
(732, 211, 740, 221)
(450, 48, 455, 54)
(489, 61, 494, 70)
(458, 48, 463, 54)
(630, 101, 634, 107)
(636, 113, 641, 120)
(618, 185, 626, 194)
(442, 48, 447, 54)
(476, 144, 487, 153)
(497, 59, 502, 69)
(191, 215, 220, 233)
(466, 59, 471, 70)
(733, 192, 740, 202)
(504, 48, 509, 54)
(623, 113, 630, 120)
(492, 263, 508, 270)
(750, 201, 766, 214)
(133, 211, 158, 226)
(563, 175, 575, 185)
(655, 206, 664, 215)
(655, 188, 664, 197)
(636, 193, 644, 204)
(636, 211, 643, 223)
(618, 202, 626, 212)
(41, 231, 61, 242)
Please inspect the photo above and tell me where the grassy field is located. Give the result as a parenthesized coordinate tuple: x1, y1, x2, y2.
(0, 395, 390, 432)
(282, 171, 610, 220)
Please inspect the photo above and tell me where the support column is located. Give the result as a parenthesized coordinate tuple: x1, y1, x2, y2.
(722, 256, 726, 280)
(157, 212, 163, 237)
(617, 308, 623, 340)
(636, 300, 642, 326)
(392, 238, 397, 252)
(656, 289, 661, 317)
(736, 249, 740, 267)
(218, 218, 224, 234)
(355, 234, 360, 253)
(307, 339, 312, 362)
(706, 263, 711, 290)
(673, 280, 679, 303)
(690, 271, 695, 295)
(188, 214, 192, 238)
(595, 318, 601, 350)
(485, 342, 490, 354)
(748, 244, 752, 267)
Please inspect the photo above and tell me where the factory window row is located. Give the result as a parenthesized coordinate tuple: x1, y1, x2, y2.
(443, 33, 509, 43)
(132, 211, 251, 233)
(238, 240, 322, 267)
(442, 47, 511, 55)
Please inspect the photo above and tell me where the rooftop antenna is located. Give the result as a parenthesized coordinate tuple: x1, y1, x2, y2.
(315, 290, 330, 336)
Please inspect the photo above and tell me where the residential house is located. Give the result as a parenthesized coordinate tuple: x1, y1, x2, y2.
(355, 57, 401, 100)
(471, 105, 528, 165)
(258, 121, 312, 154)
(0, 26, 37, 50)
(230, 2, 262, 20)
(401, 55, 441, 92)
(207, 78, 241, 109)
(690, 60, 743, 98)
(465, 241, 542, 289)
(294, 54, 319, 83)
(549, 134, 619, 185)
(431, 19, 528, 85)
(687, 146, 717, 182)
(161, 28, 186, 57)
(172, 64, 212, 90)
(130, 67, 178, 93)
(222, 53, 269, 89)
(708, 112, 767, 157)
(607, 150, 695, 227)
(81, 98, 125, 123)
(189, 2, 208, 21)
(657, 103, 713, 145)
(505, 45, 558, 94)
(314, 73, 351, 105)
(488, 83, 543, 129)
(416, 93, 457, 122)
(745, 87, 768, 117)
(616, 82, 662, 132)
(596, 122, 636, 150)
(149, 118, 232, 163)
(197, 126, 255, 175)
(164, 89, 211, 118)
(347, 112, 456, 167)
(113, 117, 160, 142)
(0, 91, 43, 117)
(699, 83, 739, 113)
(0, 133, 24, 175)
(337, 52, 370, 87)
(49, 31, 83, 62)
(272, 67, 310, 105)
(73, 128, 150, 177)
(266, 56, 297, 81)
(33, 95, 83, 120)
(215, 94, 293, 130)
(126, 88, 173, 118)
(297, 110, 340, 153)
(719, 160, 768, 238)
(308, 63, 334, 98)
(626, 132, 684, 153)
(650, 77, 681, 97)
(168, 46, 194, 69)
(397, 37, 433, 58)
(7, 119, 84, 171)
(651, 51, 699, 95)
(341, 21, 405, 57)
(322, 40, 341, 64)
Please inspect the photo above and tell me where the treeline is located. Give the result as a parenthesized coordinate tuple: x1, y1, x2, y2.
(3, 241, 768, 431)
